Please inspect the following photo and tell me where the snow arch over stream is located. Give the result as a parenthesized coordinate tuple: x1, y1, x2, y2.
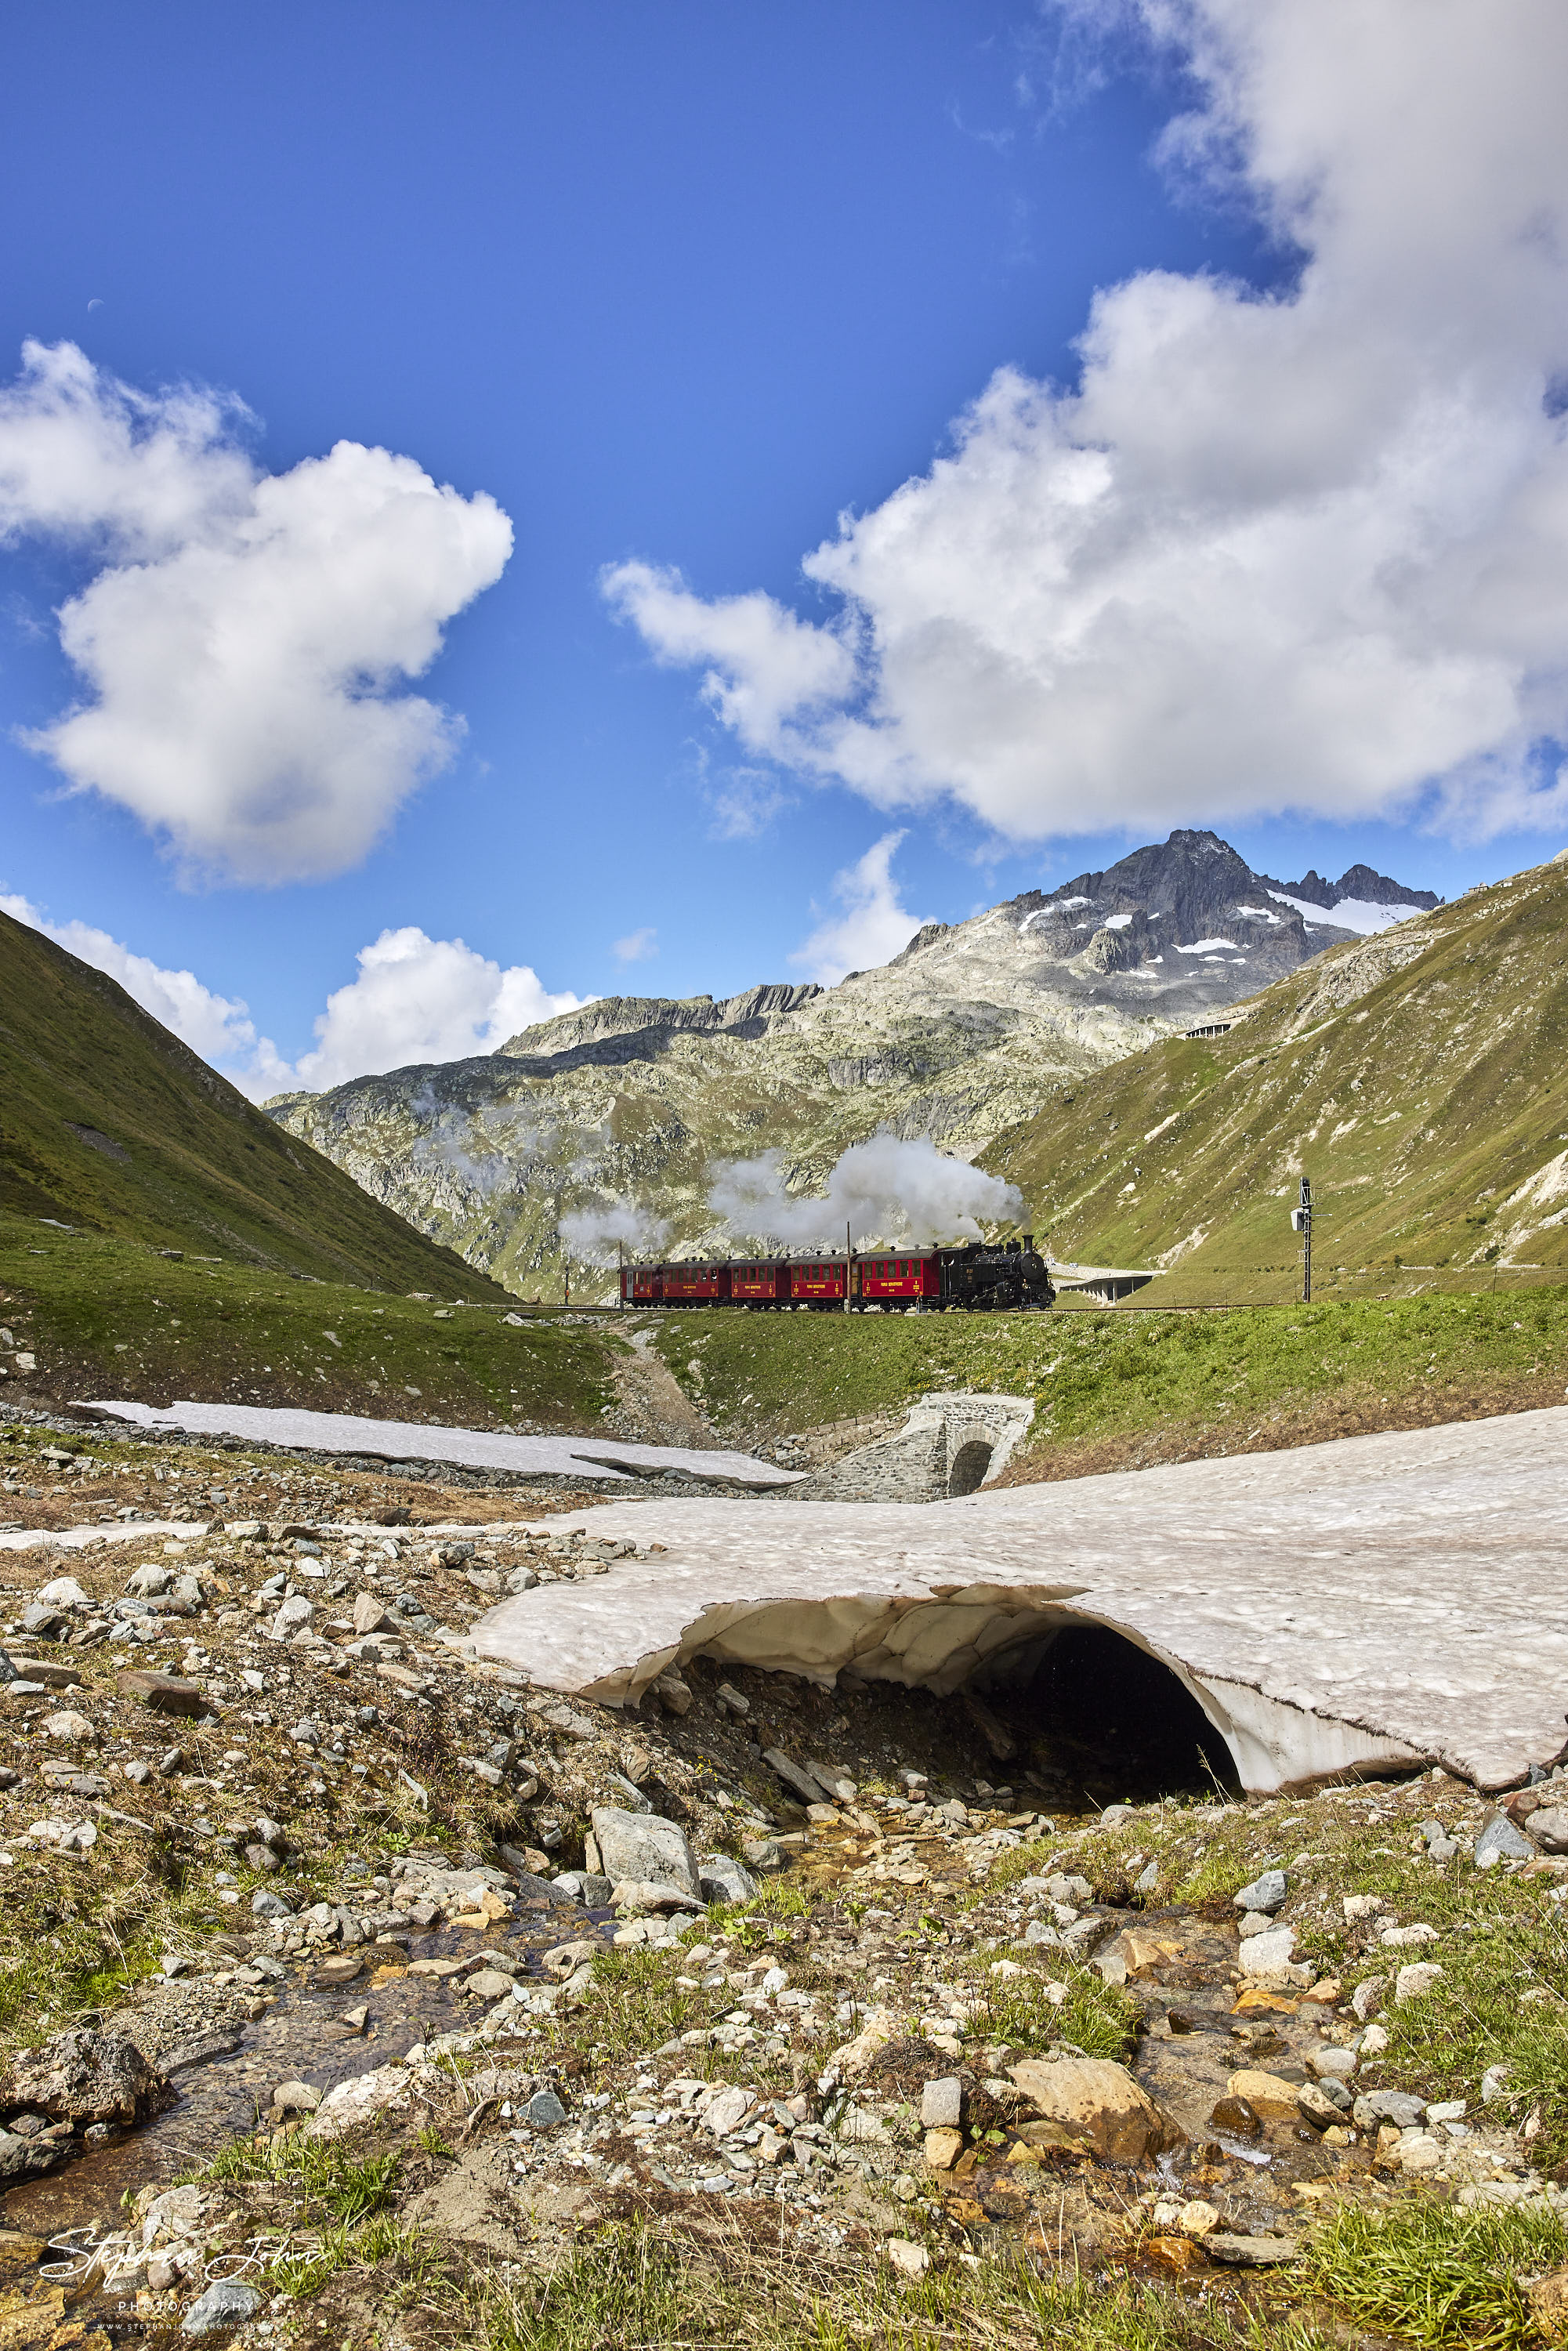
(471, 1407, 1568, 1794)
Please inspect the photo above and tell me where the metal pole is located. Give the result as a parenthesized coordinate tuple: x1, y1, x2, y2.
(1300, 1175, 1313, 1304)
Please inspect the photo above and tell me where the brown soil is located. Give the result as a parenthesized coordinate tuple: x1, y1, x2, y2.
(994, 1371, 1568, 1487)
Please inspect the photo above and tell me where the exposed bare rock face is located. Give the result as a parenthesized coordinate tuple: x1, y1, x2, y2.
(265, 828, 1435, 1298)
(0, 2026, 173, 2128)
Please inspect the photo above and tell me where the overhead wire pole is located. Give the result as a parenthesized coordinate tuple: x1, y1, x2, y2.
(1291, 1175, 1313, 1303)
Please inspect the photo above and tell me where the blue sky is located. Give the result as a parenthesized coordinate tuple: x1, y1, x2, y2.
(2, 3, 1566, 1093)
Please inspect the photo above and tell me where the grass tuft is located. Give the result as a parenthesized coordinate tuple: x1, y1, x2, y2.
(1303, 2199, 1568, 2350)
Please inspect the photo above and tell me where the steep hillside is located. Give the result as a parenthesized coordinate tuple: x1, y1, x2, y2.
(983, 852, 1568, 1302)
(270, 830, 1437, 1296)
(0, 907, 504, 1297)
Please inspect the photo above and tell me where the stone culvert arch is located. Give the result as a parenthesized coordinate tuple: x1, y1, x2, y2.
(783, 1390, 1035, 1504)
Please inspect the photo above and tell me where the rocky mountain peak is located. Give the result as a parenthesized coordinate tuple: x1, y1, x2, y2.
(1267, 862, 1442, 912)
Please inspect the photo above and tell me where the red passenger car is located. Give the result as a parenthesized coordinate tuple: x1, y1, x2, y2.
(788, 1252, 851, 1307)
(730, 1259, 790, 1307)
(855, 1250, 942, 1305)
(657, 1260, 730, 1306)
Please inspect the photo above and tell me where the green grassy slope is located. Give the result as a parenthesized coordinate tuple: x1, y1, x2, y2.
(654, 1287, 1568, 1474)
(979, 853, 1568, 1303)
(0, 1211, 617, 1428)
(0, 907, 504, 1296)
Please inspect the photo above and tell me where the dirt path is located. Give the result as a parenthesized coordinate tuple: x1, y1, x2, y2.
(607, 1324, 717, 1447)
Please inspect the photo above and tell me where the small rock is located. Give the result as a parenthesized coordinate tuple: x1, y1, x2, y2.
(923, 2126, 963, 2169)
(1224, 2070, 1301, 2124)
(1476, 1813, 1534, 1869)
(885, 2237, 929, 2279)
(35, 1578, 90, 1609)
(703, 2086, 755, 2138)
(526, 2089, 566, 2128)
(352, 1592, 397, 1636)
(1526, 1806, 1568, 1855)
(1208, 2096, 1262, 2139)
(42, 1710, 94, 1744)
(117, 1670, 207, 1718)
(1480, 2063, 1512, 2103)
(271, 1595, 314, 1639)
(1204, 2234, 1299, 2268)
(465, 1969, 514, 2001)
(273, 2080, 320, 2114)
(1351, 1975, 1387, 2021)
(1380, 1922, 1439, 1947)
(158, 1746, 186, 1776)
(922, 2077, 963, 2129)
(1353, 2089, 1427, 2128)
(1420, 1820, 1459, 1862)
(1343, 1893, 1385, 1923)
(183, 2281, 263, 2335)
(1237, 1925, 1301, 1983)
(252, 1890, 294, 1918)
(1296, 2083, 1345, 2132)
(1233, 1869, 1287, 1915)
(697, 1853, 759, 1905)
(1395, 1962, 1443, 2003)
(127, 1566, 172, 1598)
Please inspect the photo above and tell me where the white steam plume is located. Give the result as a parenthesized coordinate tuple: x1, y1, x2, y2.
(559, 1201, 671, 1262)
(708, 1136, 1022, 1250)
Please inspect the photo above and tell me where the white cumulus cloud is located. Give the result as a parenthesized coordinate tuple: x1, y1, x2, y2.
(710, 1134, 1022, 1250)
(0, 340, 512, 882)
(275, 926, 583, 1092)
(607, 0, 1568, 847)
(791, 831, 927, 985)
(0, 892, 581, 1099)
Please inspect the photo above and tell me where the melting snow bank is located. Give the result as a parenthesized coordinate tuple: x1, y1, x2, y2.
(472, 1406, 1568, 1795)
(72, 1400, 800, 1491)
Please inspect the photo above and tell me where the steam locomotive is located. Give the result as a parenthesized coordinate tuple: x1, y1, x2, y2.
(620, 1235, 1055, 1312)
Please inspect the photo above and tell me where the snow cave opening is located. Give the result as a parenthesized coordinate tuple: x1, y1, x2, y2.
(1012, 1623, 1240, 1799)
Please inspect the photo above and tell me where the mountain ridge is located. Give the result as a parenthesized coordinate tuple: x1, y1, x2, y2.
(266, 828, 1439, 1297)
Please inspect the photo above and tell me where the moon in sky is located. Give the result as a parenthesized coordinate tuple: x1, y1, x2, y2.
(86, 297, 103, 311)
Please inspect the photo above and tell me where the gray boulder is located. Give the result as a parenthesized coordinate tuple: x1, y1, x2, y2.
(1233, 1869, 1287, 1915)
(0, 2027, 172, 2128)
(591, 1806, 699, 1899)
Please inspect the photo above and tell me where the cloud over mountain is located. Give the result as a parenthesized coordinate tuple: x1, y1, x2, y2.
(0, 341, 512, 882)
(609, 0, 1568, 848)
